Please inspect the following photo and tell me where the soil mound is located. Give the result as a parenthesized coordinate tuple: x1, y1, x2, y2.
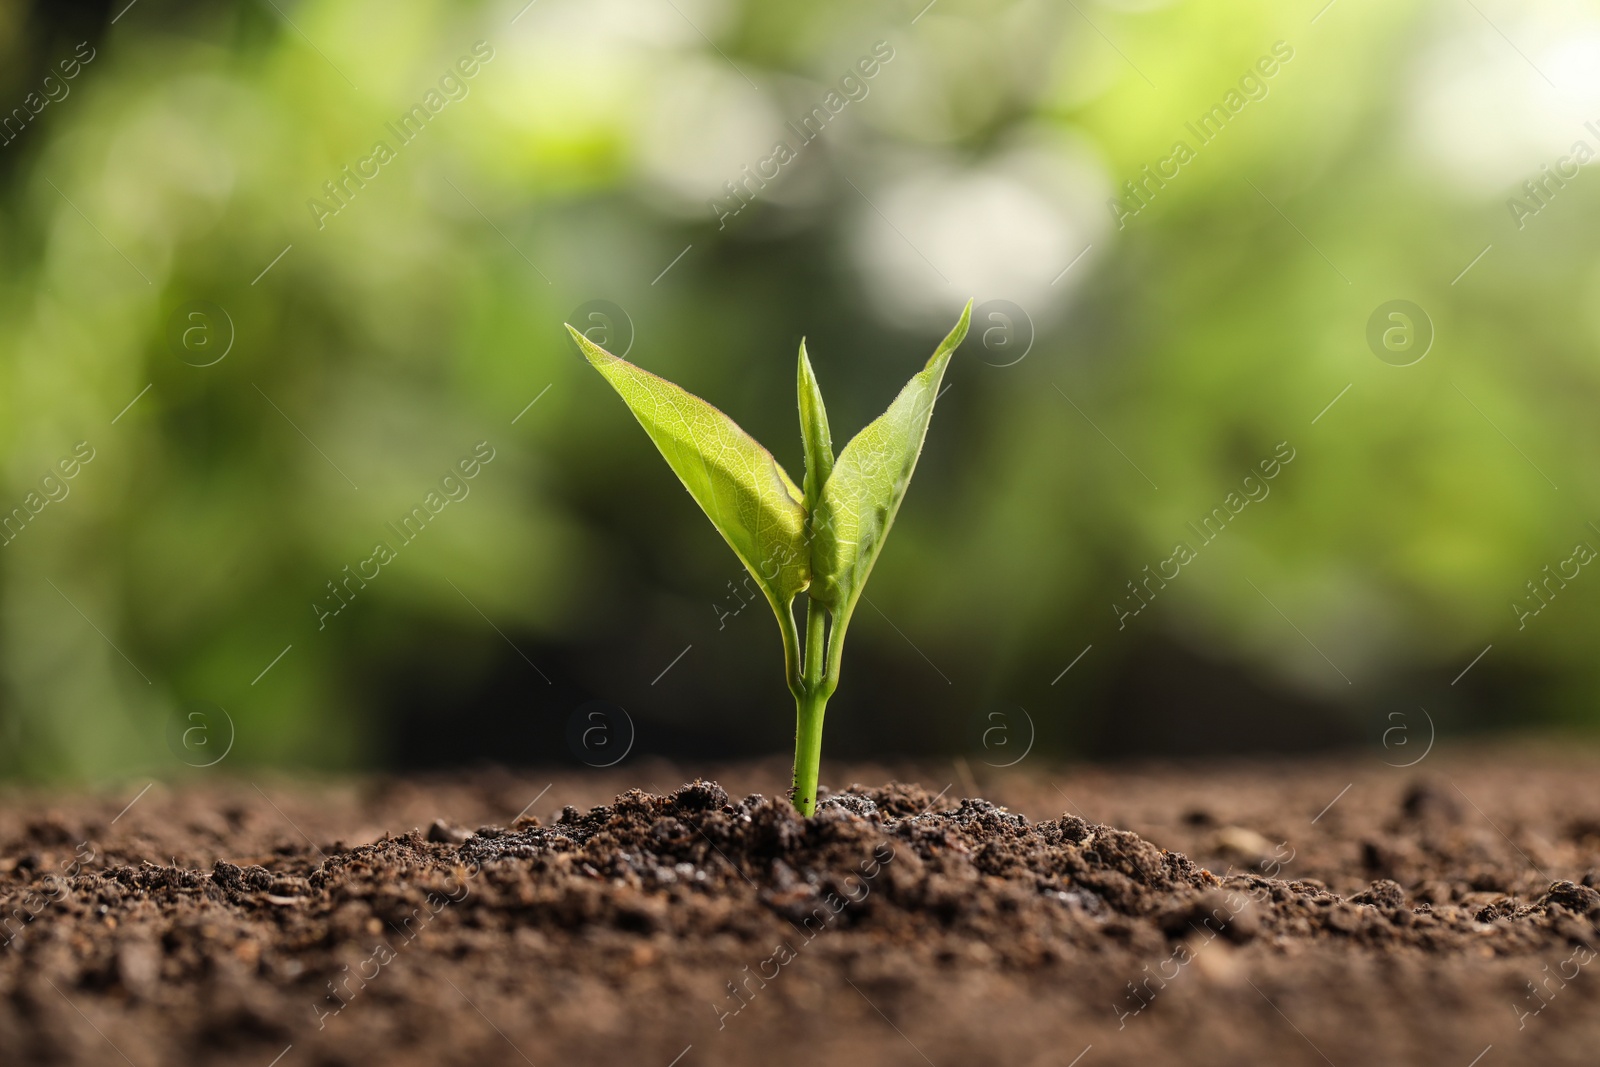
(4, 766, 1600, 1066)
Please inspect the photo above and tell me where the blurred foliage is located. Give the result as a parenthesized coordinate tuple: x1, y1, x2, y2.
(0, 0, 1596, 781)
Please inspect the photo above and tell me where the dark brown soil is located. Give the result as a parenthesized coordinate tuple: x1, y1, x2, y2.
(4, 744, 1600, 1066)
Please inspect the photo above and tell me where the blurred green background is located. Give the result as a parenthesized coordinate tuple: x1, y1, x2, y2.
(1, 0, 1595, 782)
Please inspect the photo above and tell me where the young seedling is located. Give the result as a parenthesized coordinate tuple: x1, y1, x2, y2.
(567, 301, 972, 815)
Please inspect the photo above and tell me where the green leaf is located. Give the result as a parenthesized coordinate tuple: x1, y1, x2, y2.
(810, 301, 972, 619)
(796, 339, 833, 513)
(569, 325, 811, 611)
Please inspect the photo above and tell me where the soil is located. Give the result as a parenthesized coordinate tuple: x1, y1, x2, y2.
(3, 743, 1600, 1066)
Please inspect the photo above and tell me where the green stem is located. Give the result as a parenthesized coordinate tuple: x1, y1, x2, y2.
(791, 595, 833, 816)
(792, 687, 827, 816)
(775, 595, 803, 699)
(803, 591, 828, 689)
(824, 605, 852, 692)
